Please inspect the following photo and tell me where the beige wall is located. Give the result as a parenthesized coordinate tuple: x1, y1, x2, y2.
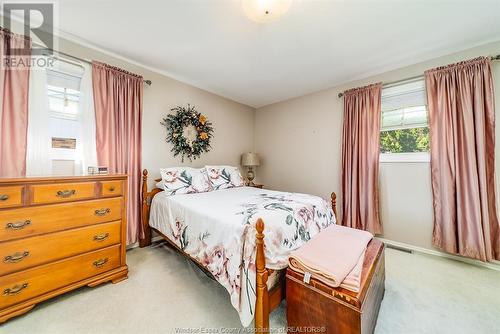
(9, 20, 500, 252)
(56, 38, 255, 187)
(255, 41, 500, 251)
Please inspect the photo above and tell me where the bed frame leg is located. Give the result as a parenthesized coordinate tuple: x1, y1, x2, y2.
(255, 218, 269, 334)
(139, 169, 152, 248)
(331, 192, 337, 221)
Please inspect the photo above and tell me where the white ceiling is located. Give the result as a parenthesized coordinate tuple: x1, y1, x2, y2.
(57, 0, 500, 107)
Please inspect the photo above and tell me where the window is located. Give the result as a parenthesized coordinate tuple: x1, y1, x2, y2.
(26, 58, 96, 177)
(47, 61, 85, 174)
(380, 79, 429, 162)
(48, 85, 80, 119)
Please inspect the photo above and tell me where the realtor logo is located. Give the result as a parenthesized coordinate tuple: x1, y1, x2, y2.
(2, 2, 54, 55)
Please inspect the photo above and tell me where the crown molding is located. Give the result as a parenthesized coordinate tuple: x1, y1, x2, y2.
(0, 11, 254, 106)
(54, 29, 255, 108)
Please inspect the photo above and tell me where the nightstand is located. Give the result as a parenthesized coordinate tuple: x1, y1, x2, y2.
(248, 184, 264, 189)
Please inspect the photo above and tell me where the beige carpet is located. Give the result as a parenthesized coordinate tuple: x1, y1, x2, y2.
(2, 243, 500, 334)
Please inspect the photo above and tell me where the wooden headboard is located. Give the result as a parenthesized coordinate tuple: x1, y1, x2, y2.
(139, 169, 163, 247)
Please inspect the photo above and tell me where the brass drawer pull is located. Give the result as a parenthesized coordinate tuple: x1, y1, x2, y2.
(6, 220, 32, 230)
(93, 233, 110, 242)
(56, 189, 76, 198)
(109, 187, 116, 192)
(93, 258, 108, 268)
(0, 194, 9, 201)
(4, 251, 30, 263)
(3, 283, 28, 296)
(94, 208, 111, 216)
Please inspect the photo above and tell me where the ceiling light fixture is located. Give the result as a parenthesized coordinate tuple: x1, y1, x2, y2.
(242, 0, 293, 23)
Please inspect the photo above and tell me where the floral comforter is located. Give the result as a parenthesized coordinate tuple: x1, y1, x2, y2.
(149, 186, 335, 326)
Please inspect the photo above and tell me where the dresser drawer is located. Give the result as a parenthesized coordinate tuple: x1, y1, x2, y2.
(101, 181, 123, 197)
(0, 221, 121, 275)
(0, 198, 123, 242)
(31, 182, 96, 204)
(0, 186, 23, 209)
(0, 245, 120, 309)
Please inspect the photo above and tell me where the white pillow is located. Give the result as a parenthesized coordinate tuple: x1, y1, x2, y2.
(205, 165, 244, 190)
(160, 167, 212, 196)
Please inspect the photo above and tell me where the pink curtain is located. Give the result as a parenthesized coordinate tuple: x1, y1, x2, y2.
(0, 28, 31, 177)
(341, 83, 383, 234)
(92, 61, 143, 244)
(425, 57, 500, 262)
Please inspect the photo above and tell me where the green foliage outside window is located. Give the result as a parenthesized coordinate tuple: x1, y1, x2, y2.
(380, 127, 429, 153)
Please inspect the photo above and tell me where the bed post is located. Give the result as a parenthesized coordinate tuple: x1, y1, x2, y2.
(255, 218, 269, 334)
(331, 192, 337, 221)
(139, 169, 152, 248)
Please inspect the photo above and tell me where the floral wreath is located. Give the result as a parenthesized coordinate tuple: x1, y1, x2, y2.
(161, 105, 214, 161)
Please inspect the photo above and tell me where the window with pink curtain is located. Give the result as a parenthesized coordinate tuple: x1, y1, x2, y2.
(92, 61, 143, 245)
(341, 83, 383, 235)
(425, 57, 500, 262)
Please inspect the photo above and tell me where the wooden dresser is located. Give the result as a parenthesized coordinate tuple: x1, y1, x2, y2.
(0, 174, 128, 323)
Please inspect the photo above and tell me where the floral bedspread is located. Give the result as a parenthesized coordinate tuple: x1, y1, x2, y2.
(149, 187, 335, 326)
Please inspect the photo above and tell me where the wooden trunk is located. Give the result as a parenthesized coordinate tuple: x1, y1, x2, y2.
(286, 239, 385, 334)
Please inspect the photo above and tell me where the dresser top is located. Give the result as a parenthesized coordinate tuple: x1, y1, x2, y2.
(0, 174, 128, 184)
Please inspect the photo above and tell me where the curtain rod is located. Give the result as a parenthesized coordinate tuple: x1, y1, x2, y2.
(337, 54, 500, 98)
(35, 44, 152, 86)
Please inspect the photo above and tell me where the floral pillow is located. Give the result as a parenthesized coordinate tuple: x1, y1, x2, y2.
(160, 167, 212, 196)
(205, 166, 244, 190)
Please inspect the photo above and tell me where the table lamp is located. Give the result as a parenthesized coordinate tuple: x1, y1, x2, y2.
(241, 152, 261, 186)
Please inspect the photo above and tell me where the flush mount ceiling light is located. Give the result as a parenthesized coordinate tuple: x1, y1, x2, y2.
(242, 0, 293, 23)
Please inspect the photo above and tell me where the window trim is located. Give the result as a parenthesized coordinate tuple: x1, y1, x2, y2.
(380, 152, 430, 163)
(381, 105, 428, 132)
(49, 112, 79, 121)
(47, 67, 82, 121)
(380, 78, 430, 157)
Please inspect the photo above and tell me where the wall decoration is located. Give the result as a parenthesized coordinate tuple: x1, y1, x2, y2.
(161, 105, 214, 161)
(52, 137, 76, 149)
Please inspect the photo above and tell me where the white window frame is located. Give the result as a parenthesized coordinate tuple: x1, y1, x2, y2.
(380, 151, 430, 163)
(48, 85, 81, 120)
(46, 64, 84, 174)
(380, 78, 429, 163)
(47, 68, 82, 121)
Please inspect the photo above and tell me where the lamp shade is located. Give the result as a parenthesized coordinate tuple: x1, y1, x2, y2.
(241, 152, 261, 167)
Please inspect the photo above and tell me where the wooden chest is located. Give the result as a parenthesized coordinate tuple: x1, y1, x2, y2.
(286, 239, 385, 334)
(0, 175, 128, 323)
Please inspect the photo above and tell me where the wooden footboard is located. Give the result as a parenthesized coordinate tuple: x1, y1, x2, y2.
(255, 218, 270, 332)
(139, 169, 338, 333)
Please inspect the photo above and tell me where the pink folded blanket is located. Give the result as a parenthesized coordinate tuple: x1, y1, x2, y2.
(288, 224, 373, 293)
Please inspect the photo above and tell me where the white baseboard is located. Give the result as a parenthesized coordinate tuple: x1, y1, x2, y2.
(377, 237, 500, 272)
(126, 236, 164, 250)
(128, 236, 500, 271)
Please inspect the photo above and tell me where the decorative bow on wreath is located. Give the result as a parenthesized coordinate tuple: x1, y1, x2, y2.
(161, 105, 214, 161)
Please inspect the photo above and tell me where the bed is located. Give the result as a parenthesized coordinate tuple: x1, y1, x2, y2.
(139, 169, 337, 332)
